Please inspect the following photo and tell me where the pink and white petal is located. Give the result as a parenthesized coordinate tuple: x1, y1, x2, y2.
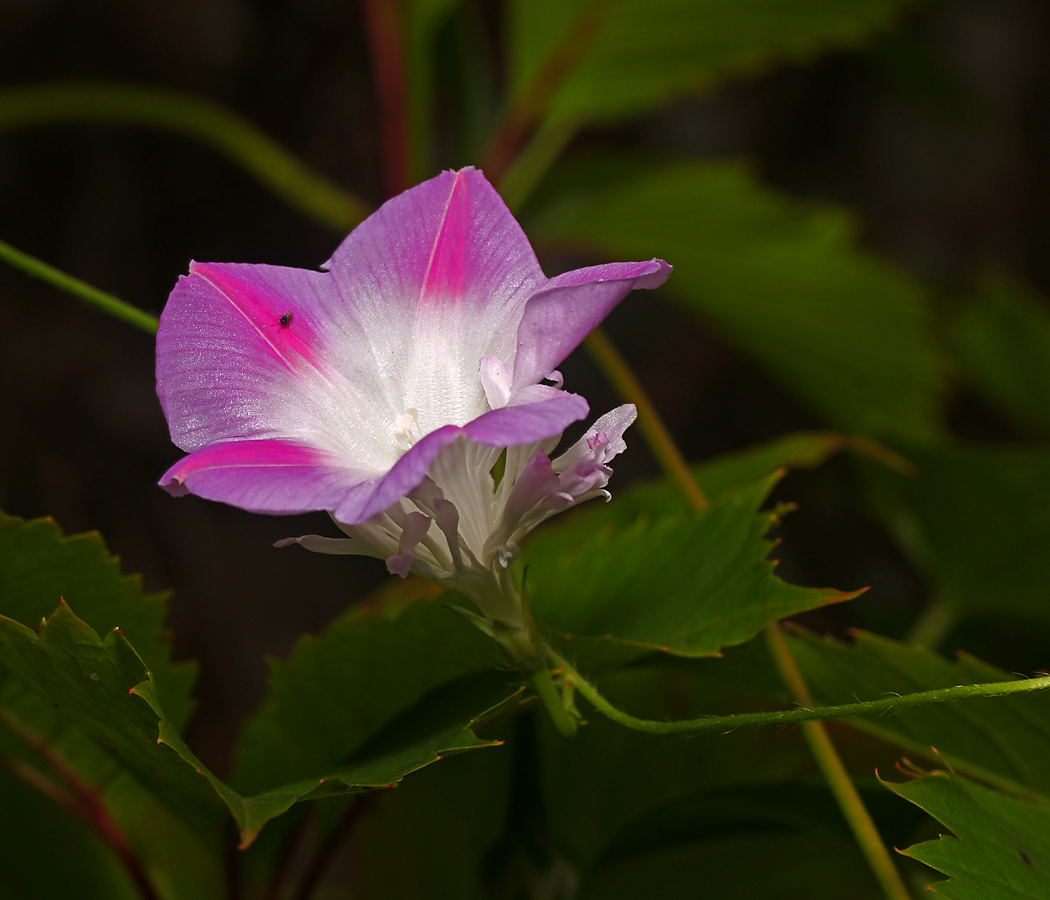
(506, 383, 568, 407)
(324, 168, 544, 317)
(323, 169, 545, 370)
(158, 261, 413, 472)
(463, 393, 589, 447)
(316, 169, 557, 434)
(330, 424, 467, 525)
(511, 259, 672, 392)
(479, 355, 513, 409)
(159, 439, 378, 516)
(386, 554, 417, 578)
(157, 264, 332, 443)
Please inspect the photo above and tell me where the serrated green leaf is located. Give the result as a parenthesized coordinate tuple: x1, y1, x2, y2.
(508, 0, 921, 127)
(528, 472, 854, 657)
(788, 628, 1050, 803)
(0, 512, 223, 899)
(533, 160, 942, 438)
(888, 771, 1050, 899)
(234, 600, 511, 793)
(529, 429, 897, 553)
(0, 602, 230, 832)
(870, 442, 1050, 622)
(948, 272, 1050, 439)
(353, 661, 815, 900)
(2, 595, 514, 849)
(230, 598, 521, 844)
(0, 511, 195, 728)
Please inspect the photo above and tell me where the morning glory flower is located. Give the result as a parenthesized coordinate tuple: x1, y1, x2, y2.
(157, 167, 670, 662)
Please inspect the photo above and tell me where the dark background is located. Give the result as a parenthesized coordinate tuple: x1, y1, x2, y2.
(1, 0, 1047, 771)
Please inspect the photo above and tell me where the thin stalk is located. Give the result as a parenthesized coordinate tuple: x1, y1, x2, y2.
(530, 665, 578, 738)
(766, 626, 911, 900)
(499, 119, 578, 212)
(359, 0, 412, 197)
(263, 813, 314, 900)
(544, 644, 1050, 736)
(224, 820, 244, 900)
(0, 83, 368, 232)
(0, 238, 159, 334)
(480, 1, 602, 185)
(583, 323, 908, 895)
(0, 711, 161, 900)
(905, 597, 957, 650)
(585, 327, 708, 510)
(293, 798, 372, 900)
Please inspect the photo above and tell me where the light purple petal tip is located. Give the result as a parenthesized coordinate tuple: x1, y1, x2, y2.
(511, 259, 672, 392)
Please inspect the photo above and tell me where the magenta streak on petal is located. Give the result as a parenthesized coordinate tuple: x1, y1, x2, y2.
(419, 170, 469, 305)
(159, 439, 375, 516)
(191, 262, 325, 374)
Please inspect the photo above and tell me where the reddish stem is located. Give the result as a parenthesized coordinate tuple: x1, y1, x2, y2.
(0, 711, 162, 900)
(360, 0, 412, 197)
(481, 0, 603, 186)
(293, 796, 374, 900)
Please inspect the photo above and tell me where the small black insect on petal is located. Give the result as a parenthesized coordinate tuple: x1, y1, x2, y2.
(279, 311, 294, 327)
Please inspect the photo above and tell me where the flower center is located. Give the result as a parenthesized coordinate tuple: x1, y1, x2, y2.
(393, 407, 422, 452)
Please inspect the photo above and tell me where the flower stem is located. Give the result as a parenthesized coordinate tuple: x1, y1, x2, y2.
(292, 799, 373, 900)
(0, 237, 159, 334)
(766, 625, 911, 900)
(480, 0, 602, 185)
(0, 710, 161, 900)
(544, 644, 1050, 736)
(498, 119, 578, 212)
(905, 596, 957, 650)
(359, 0, 412, 197)
(585, 327, 708, 510)
(530, 664, 578, 738)
(0, 83, 368, 232)
(587, 324, 905, 896)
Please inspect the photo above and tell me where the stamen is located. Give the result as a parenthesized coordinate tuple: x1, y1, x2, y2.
(393, 408, 421, 449)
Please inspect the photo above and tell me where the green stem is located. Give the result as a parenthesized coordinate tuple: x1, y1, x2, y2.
(585, 327, 708, 510)
(905, 597, 958, 650)
(498, 119, 578, 212)
(480, 0, 602, 186)
(530, 665, 578, 739)
(0, 83, 368, 233)
(766, 626, 911, 900)
(0, 238, 159, 335)
(545, 644, 1050, 736)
